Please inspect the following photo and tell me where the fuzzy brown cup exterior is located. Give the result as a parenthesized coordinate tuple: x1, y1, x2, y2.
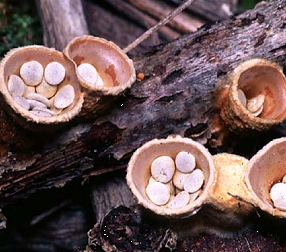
(245, 137, 286, 218)
(64, 36, 136, 118)
(0, 45, 84, 132)
(208, 153, 253, 224)
(221, 58, 286, 133)
(126, 135, 216, 218)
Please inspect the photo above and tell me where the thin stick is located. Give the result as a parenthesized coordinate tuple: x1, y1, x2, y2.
(123, 0, 196, 54)
(227, 192, 261, 218)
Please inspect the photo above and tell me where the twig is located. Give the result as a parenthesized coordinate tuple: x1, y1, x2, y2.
(29, 199, 71, 226)
(123, 0, 196, 53)
(0, 209, 7, 229)
(227, 192, 261, 218)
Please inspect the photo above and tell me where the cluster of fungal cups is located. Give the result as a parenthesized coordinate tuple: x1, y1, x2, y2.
(146, 152, 204, 208)
(8, 60, 74, 117)
(0, 37, 136, 131)
(127, 135, 286, 223)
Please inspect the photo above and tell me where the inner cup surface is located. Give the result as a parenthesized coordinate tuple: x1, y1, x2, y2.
(66, 38, 134, 88)
(237, 66, 286, 120)
(2, 46, 82, 116)
(128, 138, 215, 216)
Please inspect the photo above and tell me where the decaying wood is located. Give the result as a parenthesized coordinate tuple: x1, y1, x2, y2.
(103, 0, 181, 41)
(82, 0, 153, 55)
(170, 0, 237, 21)
(176, 231, 283, 252)
(125, 0, 203, 33)
(36, 0, 89, 50)
(83, 0, 236, 55)
(90, 172, 134, 221)
(87, 206, 177, 252)
(103, 0, 199, 39)
(1, 0, 286, 207)
(123, 0, 198, 53)
(83, 205, 285, 252)
(0, 184, 92, 251)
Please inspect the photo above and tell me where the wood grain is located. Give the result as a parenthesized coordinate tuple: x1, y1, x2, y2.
(36, 0, 89, 50)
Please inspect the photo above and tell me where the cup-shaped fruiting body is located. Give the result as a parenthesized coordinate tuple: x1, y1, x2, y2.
(208, 153, 253, 223)
(126, 135, 215, 218)
(64, 36, 136, 118)
(245, 137, 286, 218)
(221, 58, 286, 133)
(0, 45, 84, 132)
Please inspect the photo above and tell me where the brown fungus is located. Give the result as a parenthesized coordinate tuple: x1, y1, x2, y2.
(221, 58, 286, 133)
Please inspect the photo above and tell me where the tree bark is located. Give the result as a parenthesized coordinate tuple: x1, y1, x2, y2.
(36, 0, 89, 50)
(90, 172, 135, 221)
(1, 0, 286, 208)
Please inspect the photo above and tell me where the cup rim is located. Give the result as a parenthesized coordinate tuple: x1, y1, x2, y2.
(126, 135, 216, 217)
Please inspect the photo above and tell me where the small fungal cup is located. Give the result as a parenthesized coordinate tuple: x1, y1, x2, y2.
(0, 45, 84, 132)
(208, 153, 253, 225)
(221, 58, 286, 133)
(245, 137, 286, 218)
(126, 135, 216, 218)
(64, 36, 136, 118)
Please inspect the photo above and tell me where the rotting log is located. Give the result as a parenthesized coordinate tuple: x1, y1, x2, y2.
(83, 0, 237, 55)
(82, 0, 154, 55)
(0, 184, 93, 252)
(170, 0, 237, 21)
(98, 0, 197, 39)
(1, 0, 286, 208)
(90, 172, 135, 221)
(86, 206, 177, 252)
(83, 205, 285, 252)
(123, 0, 204, 33)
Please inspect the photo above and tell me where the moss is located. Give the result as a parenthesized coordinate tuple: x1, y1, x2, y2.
(239, 0, 268, 10)
(0, 0, 42, 57)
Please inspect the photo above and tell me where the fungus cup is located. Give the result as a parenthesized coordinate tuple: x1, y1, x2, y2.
(0, 45, 84, 132)
(64, 36, 136, 118)
(221, 58, 286, 133)
(206, 153, 254, 226)
(126, 135, 216, 218)
(246, 137, 286, 218)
